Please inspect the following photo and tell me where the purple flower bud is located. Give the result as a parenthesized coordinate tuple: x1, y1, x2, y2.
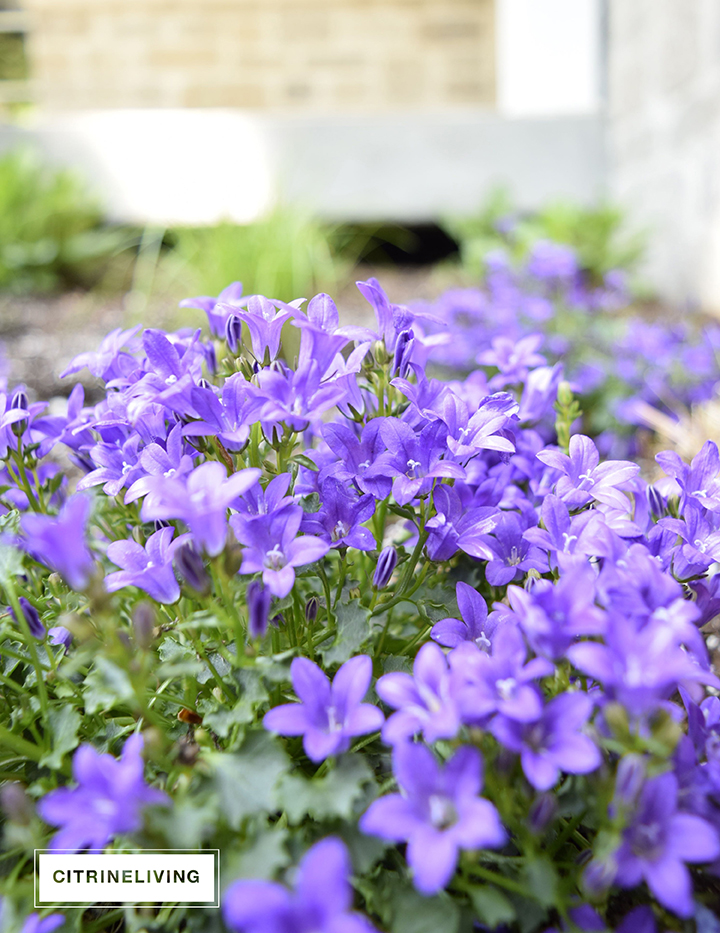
(132, 602, 156, 649)
(373, 546, 397, 589)
(583, 855, 617, 897)
(247, 581, 272, 638)
(10, 385, 29, 436)
(174, 544, 211, 595)
(48, 626, 72, 649)
(614, 753, 646, 806)
(9, 597, 45, 639)
(528, 792, 557, 834)
(0, 782, 34, 825)
(392, 329, 414, 377)
(647, 485, 666, 518)
(225, 314, 242, 354)
(305, 596, 319, 622)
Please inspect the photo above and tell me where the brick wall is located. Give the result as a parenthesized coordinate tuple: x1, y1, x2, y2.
(23, 0, 495, 111)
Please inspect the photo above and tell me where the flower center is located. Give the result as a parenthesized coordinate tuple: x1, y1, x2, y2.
(327, 706, 342, 732)
(475, 632, 491, 651)
(165, 374, 178, 385)
(264, 544, 286, 570)
(332, 520, 350, 542)
(163, 468, 176, 478)
(631, 821, 664, 859)
(507, 546, 522, 566)
(496, 677, 517, 701)
(562, 532, 577, 550)
(121, 462, 132, 476)
(428, 794, 457, 830)
(406, 458, 422, 477)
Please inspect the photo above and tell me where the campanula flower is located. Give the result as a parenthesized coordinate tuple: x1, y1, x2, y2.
(180, 281, 244, 337)
(424, 485, 499, 562)
(376, 641, 460, 745)
(431, 582, 497, 650)
(537, 435, 639, 511)
(247, 581, 272, 638)
(373, 545, 397, 589)
(300, 477, 375, 550)
(606, 772, 720, 918)
(233, 504, 329, 598)
(140, 461, 261, 557)
(8, 597, 45, 639)
(655, 440, 720, 512)
(21, 494, 94, 590)
(223, 837, 378, 933)
(480, 510, 547, 586)
(264, 655, 384, 762)
(105, 527, 188, 605)
(230, 295, 298, 362)
(490, 691, 601, 790)
(321, 419, 391, 499)
(20, 914, 65, 933)
(37, 734, 168, 852)
(359, 743, 506, 895)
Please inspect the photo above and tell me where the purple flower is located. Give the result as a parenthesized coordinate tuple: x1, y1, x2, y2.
(364, 420, 465, 507)
(48, 626, 72, 649)
(173, 543, 210, 594)
(21, 494, 94, 590)
(439, 392, 517, 461)
(656, 440, 720, 512)
(449, 624, 553, 725)
(8, 597, 45, 639)
(105, 527, 187, 605)
(233, 504, 329, 598)
(37, 734, 168, 852)
(481, 511, 547, 586)
(256, 362, 347, 433)
(424, 485, 498, 562)
(536, 435, 639, 511)
(60, 325, 141, 381)
(76, 435, 144, 497)
(223, 837, 377, 933)
(20, 914, 65, 933)
(263, 655, 384, 762)
(359, 743, 506, 895)
(300, 477, 375, 551)
(608, 772, 720, 918)
(321, 420, 392, 500)
(247, 581, 272, 638)
(431, 582, 497, 650)
(229, 295, 297, 362)
(490, 691, 601, 790)
(477, 334, 546, 388)
(505, 563, 606, 661)
(182, 375, 260, 451)
(522, 494, 609, 566)
(180, 281, 244, 338)
(376, 641, 461, 745)
(140, 462, 261, 557)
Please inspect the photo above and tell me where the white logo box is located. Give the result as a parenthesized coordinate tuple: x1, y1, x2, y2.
(34, 849, 220, 908)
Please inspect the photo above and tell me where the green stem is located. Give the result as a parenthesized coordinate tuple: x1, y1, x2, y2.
(4, 581, 49, 719)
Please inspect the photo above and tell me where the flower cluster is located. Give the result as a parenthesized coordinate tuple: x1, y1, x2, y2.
(0, 261, 719, 933)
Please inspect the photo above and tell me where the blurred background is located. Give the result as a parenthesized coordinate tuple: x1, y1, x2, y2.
(0, 0, 718, 402)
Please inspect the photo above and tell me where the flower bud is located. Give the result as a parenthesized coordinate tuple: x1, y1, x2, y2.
(373, 546, 397, 589)
(392, 329, 414, 378)
(647, 485, 666, 519)
(371, 340, 390, 366)
(174, 544, 211, 596)
(224, 314, 242, 354)
(528, 792, 557, 835)
(247, 581, 272, 638)
(0, 782, 34, 825)
(48, 626, 72, 649)
(305, 596, 319, 623)
(9, 597, 45, 639)
(132, 602, 156, 649)
(10, 385, 29, 437)
(614, 753, 646, 807)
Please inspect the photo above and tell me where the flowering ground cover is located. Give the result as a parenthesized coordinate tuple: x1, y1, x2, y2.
(1, 263, 720, 933)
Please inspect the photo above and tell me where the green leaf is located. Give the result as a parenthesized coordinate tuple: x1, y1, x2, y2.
(210, 731, 289, 829)
(83, 656, 135, 714)
(276, 754, 375, 824)
(39, 706, 81, 769)
(0, 541, 23, 589)
(523, 856, 558, 908)
(201, 670, 268, 738)
(299, 491, 321, 512)
(320, 602, 371, 665)
(230, 826, 290, 880)
(391, 886, 460, 933)
(470, 886, 515, 928)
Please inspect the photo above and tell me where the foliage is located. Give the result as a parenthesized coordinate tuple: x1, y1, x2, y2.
(443, 189, 646, 283)
(0, 148, 130, 293)
(0, 264, 719, 933)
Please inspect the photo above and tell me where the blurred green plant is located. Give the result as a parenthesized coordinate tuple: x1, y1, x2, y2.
(443, 189, 646, 283)
(165, 209, 352, 304)
(0, 147, 131, 293)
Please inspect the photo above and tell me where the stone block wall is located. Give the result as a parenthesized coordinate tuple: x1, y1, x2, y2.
(23, 0, 495, 112)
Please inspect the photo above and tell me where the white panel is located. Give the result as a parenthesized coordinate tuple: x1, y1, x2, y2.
(497, 0, 602, 117)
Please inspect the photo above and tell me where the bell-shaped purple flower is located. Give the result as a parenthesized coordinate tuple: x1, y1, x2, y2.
(373, 545, 397, 589)
(359, 743, 506, 895)
(247, 581, 272, 638)
(263, 655, 384, 762)
(8, 597, 45, 640)
(105, 527, 187, 605)
(21, 494, 94, 590)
